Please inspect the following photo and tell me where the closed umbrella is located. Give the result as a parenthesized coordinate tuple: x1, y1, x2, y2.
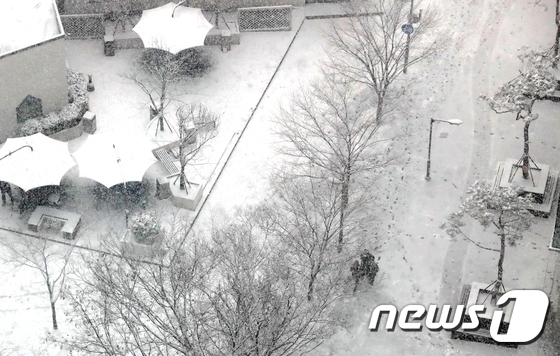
(132, 2, 214, 54)
(72, 135, 157, 188)
(0, 133, 76, 191)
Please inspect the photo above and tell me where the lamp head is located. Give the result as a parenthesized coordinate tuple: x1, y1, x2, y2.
(446, 119, 463, 126)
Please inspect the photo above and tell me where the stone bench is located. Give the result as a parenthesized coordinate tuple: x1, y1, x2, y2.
(82, 111, 97, 134)
(28, 206, 81, 240)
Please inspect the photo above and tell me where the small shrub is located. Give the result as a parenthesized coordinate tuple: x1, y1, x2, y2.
(20, 118, 45, 136)
(41, 112, 63, 135)
(129, 212, 161, 245)
(67, 68, 86, 87)
(175, 47, 213, 77)
(138, 47, 213, 79)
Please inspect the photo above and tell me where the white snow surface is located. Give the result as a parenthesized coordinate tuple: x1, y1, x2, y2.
(0, 0, 61, 56)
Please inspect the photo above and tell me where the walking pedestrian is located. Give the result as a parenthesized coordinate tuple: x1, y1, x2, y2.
(360, 249, 379, 285)
(350, 260, 362, 293)
(0, 181, 13, 206)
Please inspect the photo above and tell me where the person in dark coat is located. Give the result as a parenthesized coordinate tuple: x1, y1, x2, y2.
(360, 249, 379, 285)
(350, 260, 362, 293)
(0, 181, 13, 206)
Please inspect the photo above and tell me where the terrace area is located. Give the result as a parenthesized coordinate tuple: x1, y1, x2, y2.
(0, 0, 62, 56)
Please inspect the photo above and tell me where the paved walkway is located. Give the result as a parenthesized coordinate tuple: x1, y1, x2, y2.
(437, 0, 513, 307)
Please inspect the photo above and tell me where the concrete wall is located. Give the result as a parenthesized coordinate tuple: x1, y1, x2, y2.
(62, 0, 303, 14)
(62, 0, 168, 15)
(189, 0, 305, 9)
(0, 37, 68, 143)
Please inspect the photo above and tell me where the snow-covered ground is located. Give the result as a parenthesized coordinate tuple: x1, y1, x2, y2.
(1, 0, 560, 354)
(0, 0, 61, 56)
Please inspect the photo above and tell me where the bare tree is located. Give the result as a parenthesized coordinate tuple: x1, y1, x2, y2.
(62, 229, 216, 355)
(123, 47, 212, 133)
(174, 103, 219, 191)
(325, 0, 442, 122)
(481, 49, 557, 178)
(62, 212, 342, 356)
(264, 174, 359, 300)
(207, 209, 343, 356)
(0, 234, 75, 330)
(276, 74, 395, 251)
(444, 181, 534, 298)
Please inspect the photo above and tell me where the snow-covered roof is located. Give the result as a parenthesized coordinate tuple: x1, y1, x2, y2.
(0, 0, 62, 56)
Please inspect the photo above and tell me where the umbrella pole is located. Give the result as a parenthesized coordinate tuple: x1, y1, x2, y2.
(172, 0, 189, 18)
(124, 182, 129, 228)
(113, 144, 130, 228)
(0, 145, 33, 162)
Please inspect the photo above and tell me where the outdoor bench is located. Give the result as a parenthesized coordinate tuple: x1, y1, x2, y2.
(152, 146, 180, 176)
(28, 206, 81, 240)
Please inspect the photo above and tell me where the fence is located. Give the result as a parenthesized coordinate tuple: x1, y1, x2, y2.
(60, 14, 105, 39)
(237, 5, 292, 31)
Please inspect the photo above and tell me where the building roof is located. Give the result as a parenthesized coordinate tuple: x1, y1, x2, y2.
(0, 0, 62, 56)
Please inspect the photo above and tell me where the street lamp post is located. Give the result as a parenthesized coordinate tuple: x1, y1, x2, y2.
(426, 118, 463, 181)
(403, 0, 414, 74)
(0, 145, 33, 162)
(113, 144, 129, 227)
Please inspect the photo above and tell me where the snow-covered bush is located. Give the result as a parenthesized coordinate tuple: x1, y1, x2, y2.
(175, 47, 213, 78)
(19, 68, 89, 137)
(129, 212, 161, 245)
(19, 118, 45, 136)
(139, 47, 213, 79)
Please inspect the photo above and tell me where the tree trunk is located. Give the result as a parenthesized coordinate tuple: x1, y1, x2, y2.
(554, 26, 560, 67)
(180, 170, 186, 190)
(376, 93, 384, 124)
(555, 32, 560, 69)
(307, 262, 322, 301)
(522, 120, 531, 179)
(307, 273, 316, 301)
(51, 301, 58, 330)
(159, 81, 167, 131)
(495, 233, 506, 299)
(337, 170, 351, 253)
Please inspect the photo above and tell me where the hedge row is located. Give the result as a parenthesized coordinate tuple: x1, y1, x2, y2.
(20, 68, 89, 137)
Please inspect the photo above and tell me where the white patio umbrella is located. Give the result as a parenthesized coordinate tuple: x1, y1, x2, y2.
(132, 2, 214, 54)
(72, 135, 157, 188)
(0, 133, 76, 191)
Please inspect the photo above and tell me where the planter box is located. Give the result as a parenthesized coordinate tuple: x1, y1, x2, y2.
(451, 282, 517, 348)
(169, 180, 204, 211)
(47, 119, 84, 142)
(205, 22, 241, 46)
(121, 229, 166, 259)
